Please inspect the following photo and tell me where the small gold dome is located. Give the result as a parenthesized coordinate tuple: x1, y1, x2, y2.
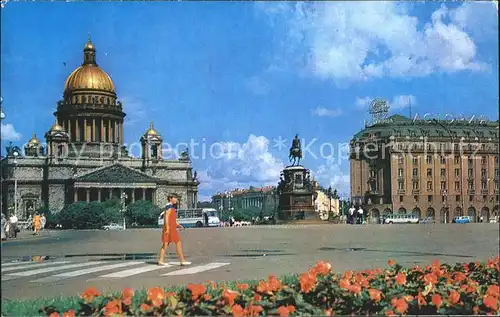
(28, 133, 40, 146)
(49, 122, 64, 132)
(63, 39, 115, 95)
(145, 122, 158, 136)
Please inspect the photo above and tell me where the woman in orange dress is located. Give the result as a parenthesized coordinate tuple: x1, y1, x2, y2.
(158, 195, 191, 266)
(33, 213, 41, 235)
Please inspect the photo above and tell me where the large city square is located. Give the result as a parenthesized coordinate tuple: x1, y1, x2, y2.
(1, 1, 499, 316)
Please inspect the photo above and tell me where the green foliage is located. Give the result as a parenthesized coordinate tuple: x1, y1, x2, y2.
(4, 257, 497, 316)
(57, 201, 121, 229)
(125, 200, 161, 226)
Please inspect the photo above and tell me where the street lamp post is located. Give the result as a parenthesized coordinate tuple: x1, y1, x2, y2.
(13, 151, 19, 218)
(120, 192, 128, 230)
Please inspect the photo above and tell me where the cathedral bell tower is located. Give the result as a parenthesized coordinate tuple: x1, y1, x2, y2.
(141, 122, 163, 167)
(45, 122, 70, 160)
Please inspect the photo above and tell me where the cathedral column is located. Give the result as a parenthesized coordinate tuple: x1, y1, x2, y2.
(97, 189, 102, 202)
(120, 122, 124, 145)
(132, 190, 135, 203)
(108, 119, 112, 143)
(142, 188, 146, 200)
(86, 189, 90, 202)
(194, 192, 198, 208)
(74, 190, 78, 202)
(109, 189, 113, 200)
(101, 119, 105, 142)
(76, 119, 80, 141)
(152, 190, 156, 204)
(92, 119, 96, 142)
(84, 118, 88, 142)
(68, 120, 72, 142)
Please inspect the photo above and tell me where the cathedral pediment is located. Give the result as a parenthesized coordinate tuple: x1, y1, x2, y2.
(74, 163, 157, 183)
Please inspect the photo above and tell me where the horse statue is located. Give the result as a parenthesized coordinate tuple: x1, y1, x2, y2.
(289, 134, 302, 166)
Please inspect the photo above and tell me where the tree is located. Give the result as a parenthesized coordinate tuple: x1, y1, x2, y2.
(125, 200, 161, 226)
(57, 201, 121, 229)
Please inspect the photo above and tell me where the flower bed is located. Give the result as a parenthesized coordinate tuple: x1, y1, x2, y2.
(4, 257, 499, 316)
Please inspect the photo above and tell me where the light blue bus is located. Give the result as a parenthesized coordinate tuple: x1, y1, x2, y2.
(158, 208, 221, 228)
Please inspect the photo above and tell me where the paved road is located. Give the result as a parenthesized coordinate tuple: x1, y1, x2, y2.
(1, 223, 498, 301)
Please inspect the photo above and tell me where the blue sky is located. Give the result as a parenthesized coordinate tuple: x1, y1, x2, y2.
(1, 1, 498, 201)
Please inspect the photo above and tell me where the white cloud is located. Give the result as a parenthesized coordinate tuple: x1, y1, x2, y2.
(198, 134, 285, 193)
(355, 95, 417, 110)
(311, 106, 343, 117)
(312, 156, 350, 198)
(122, 96, 148, 126)
(257, 2, 493, 84)
(1, 123, 22, 141)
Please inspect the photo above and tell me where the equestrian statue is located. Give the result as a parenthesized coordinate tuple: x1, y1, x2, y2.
(289, 134, 303, 166)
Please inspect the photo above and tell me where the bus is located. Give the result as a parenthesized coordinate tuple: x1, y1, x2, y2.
(158, 208, 221, 228)
(383, 213, 419, 224)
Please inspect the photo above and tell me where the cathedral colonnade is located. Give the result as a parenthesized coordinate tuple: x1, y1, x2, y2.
(58, 117, 124, 144)
(73, 184, 156, 204)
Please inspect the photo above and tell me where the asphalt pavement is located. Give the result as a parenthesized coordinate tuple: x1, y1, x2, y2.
(1, 223, 499, 301)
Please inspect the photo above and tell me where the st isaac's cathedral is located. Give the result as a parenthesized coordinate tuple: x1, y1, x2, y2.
(1, 39, 200, 219)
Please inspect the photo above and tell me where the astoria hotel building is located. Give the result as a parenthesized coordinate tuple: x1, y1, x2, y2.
(350, 106, 499, 224)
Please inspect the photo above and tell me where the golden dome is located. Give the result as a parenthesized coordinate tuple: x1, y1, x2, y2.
(49, 122, 64, 132)
(28, 133, 40, 146)
(63, 39, 115, 95)
(145, 122, 159, 136)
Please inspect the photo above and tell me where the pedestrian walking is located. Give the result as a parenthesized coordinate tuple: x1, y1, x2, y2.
(348, 206, 355, 224)
(33, 213, 41, 235)
(9, 213, 18, 238)
(40, 214, 46, 231)
(358, 207, 364, 224)
(157, 195, 191, 266)
(1, 214, 6, 240)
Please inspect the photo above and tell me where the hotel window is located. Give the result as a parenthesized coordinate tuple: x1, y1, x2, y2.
(400, 196, 403, 203)
(426, 155, 433, 164)
(441, 181, 446, 191)
(481, 156, 487, 165)
(456, 195, 460, 202)
(468, 156, 473, 165)
(496, 169, 499, 178)
(481, 181, 487, 190)
(427, 181, 433, 191)
(455, 168, 460, 177)
(412, 157, 418, 164)
(468, 181, 474, 190)
(413, 181, 419, 190)
(398, 155, 404, 164)
(398, 181, 404, 190)
(481, 169, 487, 178)
(414, 195, 419, 202)
(454, 156, 460, 164)
(496, 182, 499, 191)
(413, 168, 418, 177)
(428, 195, 432, 202)
(469, 195, 473, 202)
(455, 181, 460, 191)
(398, 168, 404, 177)
(468, 168, 473, 177)
(427, 169, 432, 177)
(440, 156, 446, 164)
(441, 168, 446, 177)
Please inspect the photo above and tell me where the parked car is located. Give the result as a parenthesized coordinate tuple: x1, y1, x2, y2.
(452, 216, 471, 224)
(102, 223, 124, 230)
(420, 217, 436, 224)
(489, 217, 497, 223)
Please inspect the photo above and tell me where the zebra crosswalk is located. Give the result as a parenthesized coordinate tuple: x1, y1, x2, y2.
(1, 259, 230, 283)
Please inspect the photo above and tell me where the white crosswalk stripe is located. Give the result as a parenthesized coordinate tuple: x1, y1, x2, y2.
(2, 261, 48, 268)
(162, 262, 230, 276)
(30, 261, 145, 283)
(2, 261, 72, 273)
(2, 261, 105, 281)
(2, 260, 231, 283)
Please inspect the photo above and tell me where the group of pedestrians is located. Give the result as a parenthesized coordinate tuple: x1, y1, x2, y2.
(1, 212, 46, 241)
(348, 205, 365, 224)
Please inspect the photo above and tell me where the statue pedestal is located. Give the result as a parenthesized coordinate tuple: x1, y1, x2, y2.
(277, 165, 318, 222)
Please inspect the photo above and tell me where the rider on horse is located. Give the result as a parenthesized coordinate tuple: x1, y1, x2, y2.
(289, 134, 302, 166)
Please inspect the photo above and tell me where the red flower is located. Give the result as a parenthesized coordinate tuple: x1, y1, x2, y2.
(368, 288, 383, 303)
(276, 305, 295, 317)
(187, 283, 206, 300)
(121, 288, 134, 306)
(203, 294, 211, 301)
(62, 310, 75, 317)
(431, 294, 443, 310)
(388, 259, 396, 266)
(348, 283, 362, 295)
(385, 310, 395, 316)
(338, 278, 350, 290)
(49, 313, 59, 317)
(253, 294, 262, 302)
(447, 290, 460, 305)
(395, 272, 407, 285)
(80, 287, 101, 303)
(236, 283, 249, 291)
(232, 304, 244, 317)
(416, 293, 427, 307)
(104, 299, 122, 316)
(483, 294, 499, 312)
(299, 271, 317, 294)
(223, 289, 239, 306)
(246, 304, 263, 316)
(392, 297, 408, 314)
(147, 287, 165, 307)
(311, 261, 332, 276)
(140, 303, 152, 312)
(423, 273, 438, 285)
(486, 285, 500, 298)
